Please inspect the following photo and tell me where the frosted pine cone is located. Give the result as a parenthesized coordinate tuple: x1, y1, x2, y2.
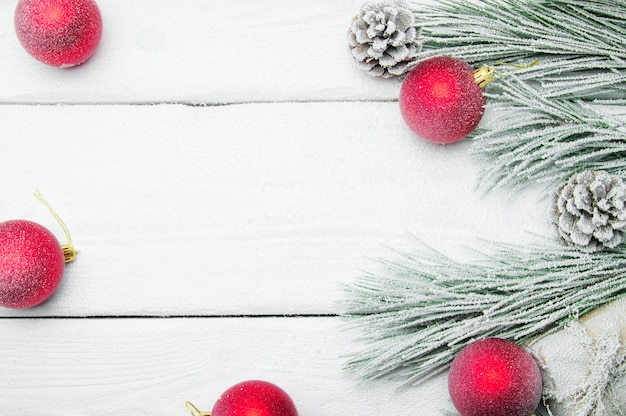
(549, 170, 626, 252)
(348, 0, 420, 78)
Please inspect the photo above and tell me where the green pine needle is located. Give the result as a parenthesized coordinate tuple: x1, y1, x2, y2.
(343, 239, 626, 385)
(411, 0, 626, 101)
(473, 75, 626, 191)
(401, 0, 626, 191)
(343, 0, 626, 393)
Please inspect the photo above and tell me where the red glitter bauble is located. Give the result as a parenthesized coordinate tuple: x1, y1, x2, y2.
(211, 380, 299, 416)
(399, 56, 486, 144)
(14, 0, 103, 67)
(0, 220, 66, 309)
(448, 338, 542, 416)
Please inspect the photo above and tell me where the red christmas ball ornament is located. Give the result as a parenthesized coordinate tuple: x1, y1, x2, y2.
(186, 380, 299, 416)
(14, 0, 103, 67)
(0, 193, 77, 309)
(0, 220, 65, 308)
(399, 56, 487, 144)
(448, 338, 543, 416)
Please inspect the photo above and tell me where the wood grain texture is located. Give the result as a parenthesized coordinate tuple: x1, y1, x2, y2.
(0, 103, 548, 317)
(0, 0, 400, 104)
(2, 0, 612, 414)
(0, 317, 452, 415)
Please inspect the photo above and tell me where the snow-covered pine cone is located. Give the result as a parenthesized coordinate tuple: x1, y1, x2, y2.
(348, 0, 420, 78)
(549, 170, 626, 252)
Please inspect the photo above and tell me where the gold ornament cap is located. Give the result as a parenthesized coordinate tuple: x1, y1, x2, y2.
(473, 65, 495, 88)
(473, 60, 540, 88)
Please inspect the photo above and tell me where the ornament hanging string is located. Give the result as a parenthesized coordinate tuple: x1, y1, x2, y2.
(33, 190, 78, 263)
(185, 401, 210, 416)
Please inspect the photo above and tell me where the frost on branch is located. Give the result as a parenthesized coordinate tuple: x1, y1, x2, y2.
(530, 319, 626, 416)
(342, 239, 626, 385)
(413, 0, 626, 101)
(348, 0, 421, 78)
(471, 76, 626, 192)
(550, 170, 626, 252)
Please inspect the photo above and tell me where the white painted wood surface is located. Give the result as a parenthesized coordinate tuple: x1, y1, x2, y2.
(0, 0, 401, 104)
(0, 317, 452, 415)
(0, 0, 612, 415)
(0, 103, 547, 318)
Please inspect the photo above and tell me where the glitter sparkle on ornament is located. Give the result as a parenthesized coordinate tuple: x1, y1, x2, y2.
(14, 0, 103, 67)
(210, 380, 299, 416)
(187, 380, 299, 416)
(0, 220, 66, 309)
(448, 338, 542, 416)
(399, 56, 486, 144)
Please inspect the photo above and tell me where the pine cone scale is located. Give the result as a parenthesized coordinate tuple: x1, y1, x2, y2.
(550, 170, 626, 252)
(348, 0, 421, 78)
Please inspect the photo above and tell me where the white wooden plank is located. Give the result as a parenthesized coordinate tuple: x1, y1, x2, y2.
(0, 102, 548, 317)
(0, 0, 401, 104)
(0, 316, 453, 415)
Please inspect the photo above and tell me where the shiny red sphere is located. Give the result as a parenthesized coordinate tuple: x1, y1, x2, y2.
(399, 56, 485, 144)
(448, 338, 542, 416)
(211, 380, 299, 416)
(14, 0, 102, 67)
(0, 220, 65, 309)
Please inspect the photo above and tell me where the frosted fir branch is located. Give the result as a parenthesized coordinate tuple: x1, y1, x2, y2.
(408, 0, 626, 101)
(572, 329, 625, 416)
(605, 355, 626, 414)
(534, 321, 626, 416)
(471, 75, 626, 191)
(342, 239, 626, 385)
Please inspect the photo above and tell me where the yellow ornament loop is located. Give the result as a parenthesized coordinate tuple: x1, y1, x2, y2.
(473, 60, 540, 89)
(185, 401, 211, 416)
(34, 190, 78, 263)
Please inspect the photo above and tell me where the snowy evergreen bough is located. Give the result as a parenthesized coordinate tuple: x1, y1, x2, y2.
(412, 0, 626, 101)
(343, 240, 626, 385)
(343, 0, 626, 405)
(472, 76, 626, 191)
(401, 0, 626, 191)
(534, 321, 626, 416)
